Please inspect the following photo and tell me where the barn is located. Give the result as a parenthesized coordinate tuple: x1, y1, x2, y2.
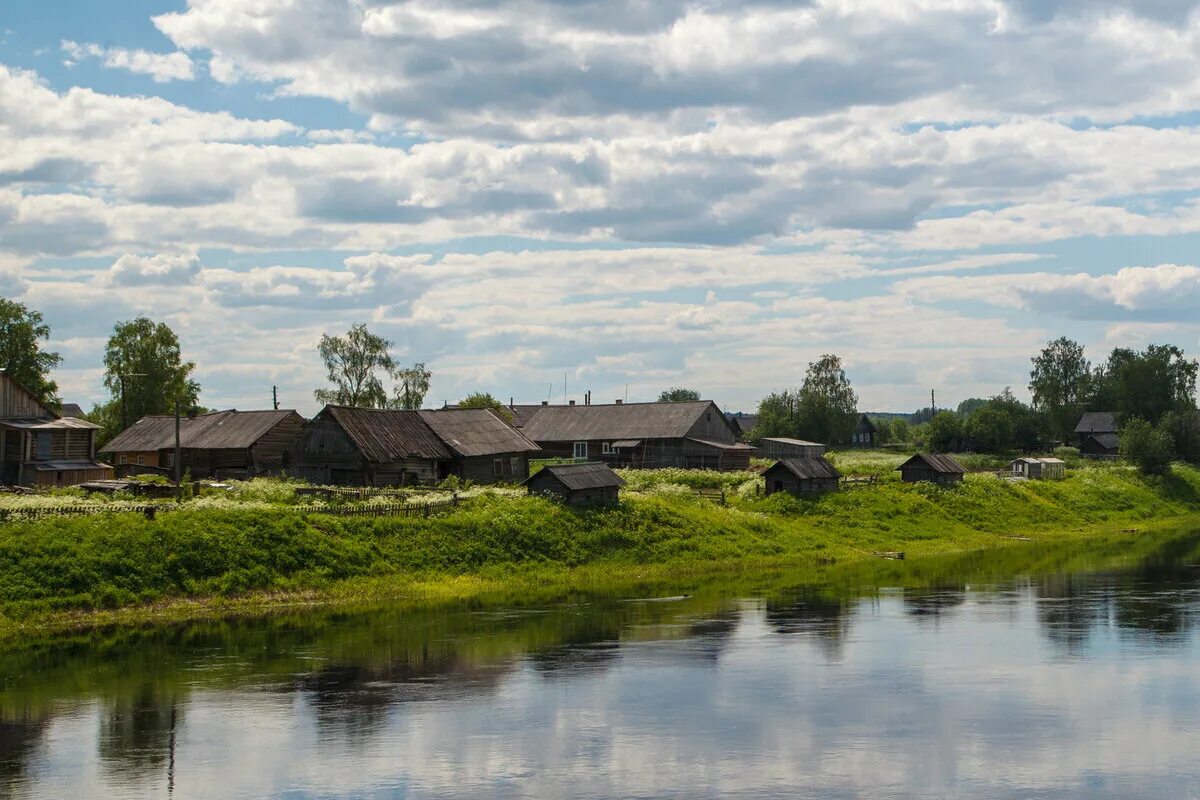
(519, 400, 752, 471)
(897, 453, 966, 485)
(0, 369, 112, 488)
(523, 462, 624, 507)
(1075, 412, 1120, 458)
(288, 406, 451, 486)
(418, 408, 541, 483)
(762, 457, 840, 496)
(756, 437, 826, 460)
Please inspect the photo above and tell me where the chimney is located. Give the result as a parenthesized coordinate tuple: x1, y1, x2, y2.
(569, 400, 576, 406)
(541, 401, 548, 406)
(615, 399, 623, 405)
(510, 396, 514, 407)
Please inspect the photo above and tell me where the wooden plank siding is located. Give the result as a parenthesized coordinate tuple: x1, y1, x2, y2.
(287, 413, 441, 486)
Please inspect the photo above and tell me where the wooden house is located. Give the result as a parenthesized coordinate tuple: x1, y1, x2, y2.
(519, 400, 753, 471)
(756, 437, 826, 460)
(1009, 457, 1066, 480)
(849, 415, 878, 448)
(1075, 412, 1120, 458)
(897, 453, 965, 485)
(418, 408, 541, 483)
(0, 370, 112, 488)
(725, 412, 759, 441)
(288, 406, 452, 486)
(101, 410, 305, 480)
(763, 457, 840, 496)
(523, 462, 624, 507)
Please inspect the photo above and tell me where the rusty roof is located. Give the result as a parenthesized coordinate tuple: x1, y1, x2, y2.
(418, 408, 540, 457)
(324, 406, 452, 462)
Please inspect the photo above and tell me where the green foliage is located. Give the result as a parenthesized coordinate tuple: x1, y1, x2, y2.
(102, 317, 201, 439)
(0, 298, 62, 407)
(956, 398, 988, 417)
(926, 411, 962, 451)
(1120, 417, 1175, 475)
(313, 323, 397, 408)
(393, 362, 432, 410)
(459, 392, 514, 422)
(1029, 336, 1092, 443)
(1092, 344, 1198, 424)
(658, 387, 702, 402)
(756, 354, 858, 445)
(1161, 406, 1200, 463)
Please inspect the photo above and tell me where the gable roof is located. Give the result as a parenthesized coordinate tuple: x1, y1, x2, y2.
(0, 369, 57, 420)
(520, 401, 726, 442)
(1075, 412, 1119, 434)
(855, 414, 877, 434)
(765, 457, 841, 480)
(1083, 432, 1120, 450)
(418, 408, 541, 457)
(760, 437, 825, 448)
(508, 404, 551, 427)
(324, 406, 452, 462)
(101, 410, 302, 453)
(725, 413, 758, 436)
(100, 415, 178, 453)
(897, 453, 966, 474)
(525, 462, 625, 490)
(59, 403, 85, 418)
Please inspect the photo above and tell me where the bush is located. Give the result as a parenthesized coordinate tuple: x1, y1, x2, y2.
(1120, 418, 1174, 475)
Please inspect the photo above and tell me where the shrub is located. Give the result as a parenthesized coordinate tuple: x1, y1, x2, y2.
(1120, 418, 1175, 475)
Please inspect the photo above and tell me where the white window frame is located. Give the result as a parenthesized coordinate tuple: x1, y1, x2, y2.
(573, 441, 588, 460)
(602, 442, 613, 455)
(119, 455, 129, 465)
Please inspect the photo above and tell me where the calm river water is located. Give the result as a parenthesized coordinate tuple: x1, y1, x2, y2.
(2, 532, 1200, 799)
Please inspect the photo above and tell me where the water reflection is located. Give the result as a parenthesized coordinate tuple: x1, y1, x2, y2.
(1, 530, 1198, 799)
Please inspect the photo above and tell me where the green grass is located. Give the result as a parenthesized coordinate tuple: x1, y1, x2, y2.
(0, 463, 1197, 637)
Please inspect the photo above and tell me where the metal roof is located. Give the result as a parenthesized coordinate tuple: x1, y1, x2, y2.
(520, 401, 725, 442)
(686, 437, 754, 451)
(766, 457, 841, 480)
(524, 462, 625, 491)
(508, 404, 552, 427)
(324, 406, 452, 462)
(760, 437, 825, 447)
(1, 416, 99, 430)
(897, 453, 966, 474)
(1011, 457, 1066, 465)
(31, 459, 111, 471)
(99, 416, 177, 452)
(418, 408, 541, 457)
(1074, 412, 1119, 434)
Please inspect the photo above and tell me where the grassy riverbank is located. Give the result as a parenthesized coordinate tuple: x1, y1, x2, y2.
(0, 462, 1197, 639)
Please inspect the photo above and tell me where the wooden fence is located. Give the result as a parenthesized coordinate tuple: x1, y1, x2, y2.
(840, 475, 879, 489)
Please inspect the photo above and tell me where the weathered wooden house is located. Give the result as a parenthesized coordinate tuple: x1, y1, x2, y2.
(523, 462, 624, 506)
(725, 412, 759, 441)
(100, 415, 177, 470)
(101, 409, 305, 480)
(1075, 412, 1120, 458)
(519, 400, 752, 471)
(756, 437, 826, 460)
(288, 406, 451, 486)
(897, 453, 965, 485)
(418, 408, 541, 482)
(0, 370, 112, 487)
(763, 457, 840, 496)
(849, 415, 878, 448)
(1009, 457, 1066, 480)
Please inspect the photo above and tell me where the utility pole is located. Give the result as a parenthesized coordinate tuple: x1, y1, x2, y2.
(174, 396, 182, 500)
(118, 372, 147, 431)
(272, 385, 279, 411)
(931, 389, 936, 416)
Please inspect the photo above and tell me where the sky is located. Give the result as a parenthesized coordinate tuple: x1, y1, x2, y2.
(2, 0, 1200, 416)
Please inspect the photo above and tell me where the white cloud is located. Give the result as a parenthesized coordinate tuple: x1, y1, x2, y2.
(107, 251, 203, 285)
(62, 40, 195, 82)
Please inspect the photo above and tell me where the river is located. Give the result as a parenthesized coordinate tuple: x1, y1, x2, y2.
(2, 531, 1199, 799)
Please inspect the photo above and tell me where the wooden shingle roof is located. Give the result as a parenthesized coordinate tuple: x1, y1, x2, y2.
(102, 410, 301, 453)
(525, 462, 625, 490)
(766, 457, 841, 480)
(418, 408, 540, 457)
(324, 406, 452, 462)
(897, 453, 966, 474)
(1075, 412, 1119, 434)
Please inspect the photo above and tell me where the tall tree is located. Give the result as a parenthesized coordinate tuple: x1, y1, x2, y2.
(658, 387, 702, 403)
(102, 317, 200, 432)
(926, 411, 962, 451)
(314, 323, 397, 408)
(0, 299, 62, 407)
(1092, 344, 1198, 424)
(1119, 417, 1175, 475)
(458, 391, 514, 422)
(797, 354, 859, 444)
(1029, 337, 1091, 444)
(393, 363, 432, 410)
(755, 389, 802, 443)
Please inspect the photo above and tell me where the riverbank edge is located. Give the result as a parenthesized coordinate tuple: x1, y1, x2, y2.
(2, 513, 1191, 643)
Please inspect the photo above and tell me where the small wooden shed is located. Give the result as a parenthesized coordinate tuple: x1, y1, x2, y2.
(757, 437, 826, 460)
(523, 462, 624, 507)
(763, 457, 840, 496)
(897, 453, 965, 485)
(1009, 457, 1066, 480)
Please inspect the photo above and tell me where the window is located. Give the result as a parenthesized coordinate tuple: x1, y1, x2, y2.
(510, 456, 521, 476)
(119, 455, 129, 465)
(602, 442, 613, 455)
(573, 442, 588, 460)
(136, 455, 144, 466)
(35, 432, 51, 460)
(166, 452, 175, 468)
(493, 459, 504, 478)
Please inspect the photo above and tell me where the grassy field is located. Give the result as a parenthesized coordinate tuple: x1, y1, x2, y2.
(0, 461, 1197, 638)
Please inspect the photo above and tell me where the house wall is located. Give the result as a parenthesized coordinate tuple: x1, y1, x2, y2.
(900, 467, 962, 485)
(525, 473, 620, 506)
(33, 465, 113, 488)
(758, 440, 826, 460)
(288, 415, 440, 486)
(1080, 437, 1119, 457)
(249, 413, 306, 473)
(110, 450, 161, 468)
(456, 452, 530, 484)
(685, 403, 739, 443)
(536, 436, 746, 471)
(0, 375, 50, 418)
(763, 468, 838, 496)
